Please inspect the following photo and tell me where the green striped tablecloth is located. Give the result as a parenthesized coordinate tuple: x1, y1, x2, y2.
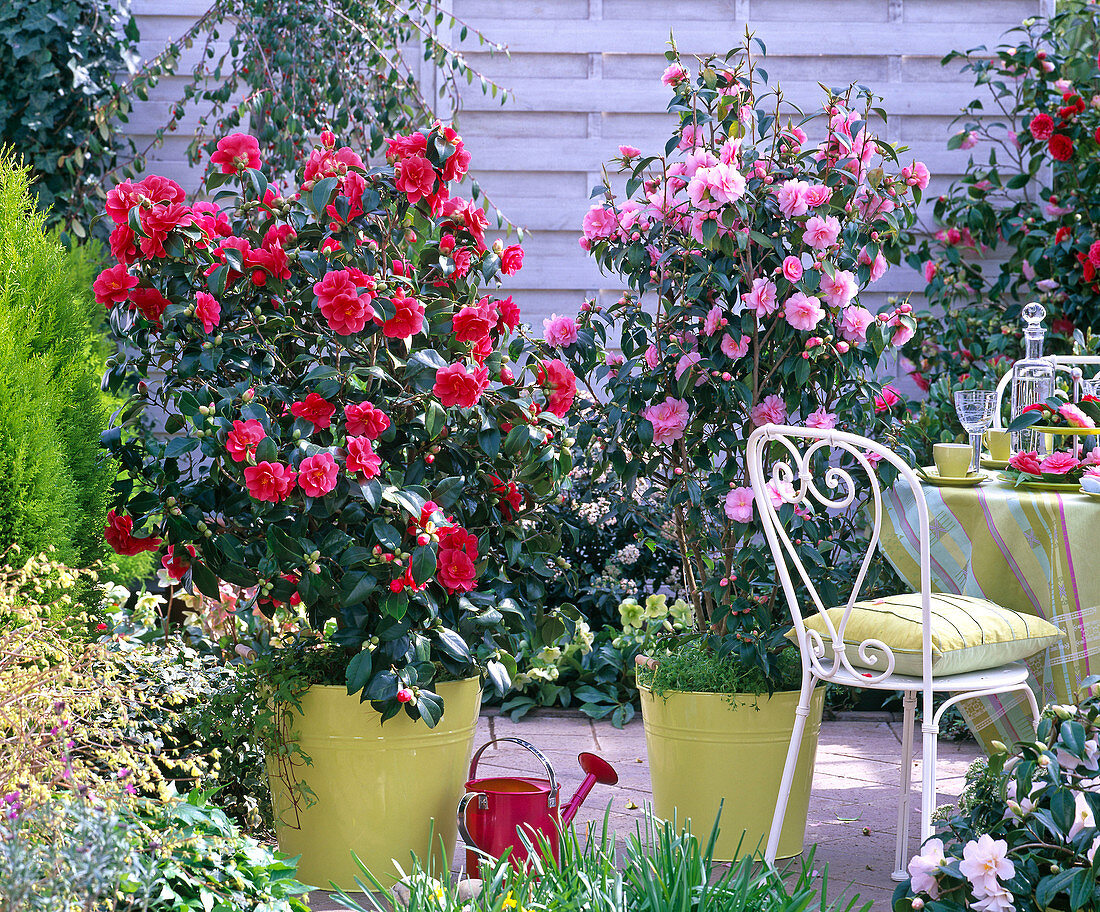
(879, 475, 1099, 751)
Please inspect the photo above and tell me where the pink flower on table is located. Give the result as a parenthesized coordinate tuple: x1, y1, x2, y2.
(244, 461, 296, 503)
(873, 385, 902, 413)
(581, 205, 618, 240)
(345, 436, 382, 479)
(721, 334, 750, 359)
(804, 215, 841, 250)
(1038, 451, 1079, 475)
(820, 269, 858, 308)
(806, 408, 837, 430)
(661, 64, 688, 86)
(543, 313, 579, 347)
(907, 837, 946, 899)
(345, 401, 389, 439)
(784, 293, 825, 332)
(194, 292, 221, 334)
(804, 184, 832, 207)
(744, 277, 778, 316)
(704, 305, 724, 336)
(724, 487, 754, 523)
(643, 397, 690, 445)
(619, 145, 641, 159)
(751, 394, 787, 427)
(298, 452, 339, 497)
(1083, 446, 1100, 467)
(226, 419, 266, 463)
(776, 179, 810, 218)
(1059, 403, 1096, 428)
(838, 305, 875, 344)
(958, 834, 1014, 898)
(644, 344, 660, 370)
(781, 255, 803, 283)
(1008, 450, 1043, 475)
(210, 133, 261, 173)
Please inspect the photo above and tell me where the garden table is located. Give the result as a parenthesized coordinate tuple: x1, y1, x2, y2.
(878, 473, 1099, 751)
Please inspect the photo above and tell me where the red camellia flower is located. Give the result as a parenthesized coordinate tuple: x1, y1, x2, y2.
(210, 133, 262, 173)
(192, 201, 233, 246)
(1008, 450, 1043, 476)
(452, 299, 495, 343)
(873, 384, 902, 413)
(246, 245, 291, 286)
(136, 174, 186, 205)
(1048, 134, 1074, 161)
(433, 362, 489, 408)
(1029, 113, 1055, 141)
(104, 510, 162, 556)
(104, 180, 142, 225)
(297, 452, 339, 497)
(93, 264, 137, 307)
(382, 287, 425, 339)
(345, 436, 382, 479)
(226, 419, 266, 463)
(314, 269, 375, 335)
(500, 244, 525, 275)
(538, 358, 577, 418)
(490, 474, 523, 520)
(109, 224, 137, 266)
(909, 370, 931, 392)
(130, 287, 171, 326)
(1052, 317, 1075, 336)
(496, 296, 521, 335)
(244, 461, 297, 502)
(395, 155, 437, 206)
(162, 544, 197, 580)
(291, 392, 336, 430)
(436, 524, 479, 593)
(195, 292, 221, 333)
(138, 203, 192, 259)
(344, 401, 389, 439)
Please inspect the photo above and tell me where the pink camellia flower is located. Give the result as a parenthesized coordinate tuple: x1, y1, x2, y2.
(888, 313, 916, 347)
(210, 133, 262, 173)
(744, 277, 778, 316)
(226, 419, 266, 463)
(750, 394, 787, 427)
(956, 131, 978, 150)
(776, 179, 810, 218)
(766, 478, 797, 509)
(820, 270, 858, 308)
(244, 461, 296, 503)
(642, 397, 690, 445)
(662, 64, 688, 86)
(291, 392, 336, 430)
(838, 305, 875, 344)
(724, 486, 755, 523)
(907, 837, 946, 899)
(873, 384, 902, 413)
(699, 163, 746, 205)
(314, 270, 375, 335)
(581, 205, 618, 240)
(721, 334, 749, 359)
(923, 260, 938, 282)
(704, 305, 724, 336)
(1059, 403, 1096, 428)
(434, 362, 489, 408)
(804, 184, 831, 208)
(970, 886, 1016, 912)
(395, 155, 437, 206)
(804, 215, 842, 250)
(806, 408, 837, 430)
(543, 313, 579, 347)
(345, 401, 389, 439)
(194, 292, 221, 334)
(345, 437, 382, 479)
(957, 834, 1014, 898)
(298, 452, 339, 497)
(857, 245, 888, 282)
(783, 293, 825, 332)
(1008, 450, 1043, 475)
(1083, 446, 1100, 467)
(382, 287, 425, 339)
(162, 544, 196, 581)
(500, 244, 525, 275)
(619, 145, 641, 159)
(452, 300, 495, 343)
(644, 344, 660, 370)
(675, 352, 704, 383)
(781, 255, 803, 283)
(1038, 451, 1079, 475)
(539, 359, 577, 417)
(93, 264, 137, 307)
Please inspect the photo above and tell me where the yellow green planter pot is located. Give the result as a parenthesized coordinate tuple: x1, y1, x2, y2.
(268, 678, 481, 890)
(638, 684, 824, 861)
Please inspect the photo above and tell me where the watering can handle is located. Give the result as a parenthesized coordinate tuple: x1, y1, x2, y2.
(457, 791, 482, 852)
(468, 737, 558, 806)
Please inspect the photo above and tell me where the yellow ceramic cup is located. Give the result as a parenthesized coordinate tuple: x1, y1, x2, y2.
(985, 429, 1011, 462)
(933, 442, 973, 478)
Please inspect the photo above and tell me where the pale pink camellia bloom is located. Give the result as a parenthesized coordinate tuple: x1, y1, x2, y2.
(675, 352, 704, 384)
(751, 394, 787, 427)
(902, 160, 931, 190)
(804, 183, 832, 208)
(1038, 451, 1080, 475)
(721, 333, 750, 359)
(820, 269, 858, 308)
(644, 344, 660, 371)
(687, 173, 720, 212)
(683, 149, 719, 178)
(543, 313, 579, 347)
(617, 199, 647, 232)
(744, 277, 779, 316)
(1059, 402, 1096, 429)
(724, 486, 755, 523)
(958, 834, 1014, 897)
(889, 313, 916, 347)
(643, 397, 690, 445)
(970, 886, 1016, 912)
(1043, 198, 1074, 218)
(781, 255, 803, 283)
(1021, 260, 1036, 281)
(619, 145, 641, 159)
(804, 215, 841, 250)
(907, 837, 946, 899)
(838, 305, 876, 344)
(678, 123, 703, 151)
(581, 205, 618, 240)
(718, 138, 741, 165)
(956, 131, 978, 150)
(662, 63, 688, 86)
(1055, 77, 1073, 92)
(783, 293, 825, 332)
(776, 179, 810, 218)
(857, 245, 888, 282)
(766, 478, 797, 510)
(1082, 446, 1100, 467)
(704, 305, 724, 336)
(873, 385, 902, 413)
(606, 351, 625, 368)
(783, 125, 808, 149)
(1089, 834, 1099, 865)
(806, 408, 837, 430)
(701, 163, 747, 205)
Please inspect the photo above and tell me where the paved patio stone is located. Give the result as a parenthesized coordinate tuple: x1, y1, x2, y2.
(306, 708, 980, 912)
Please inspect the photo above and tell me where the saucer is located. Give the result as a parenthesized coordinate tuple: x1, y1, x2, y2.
(1081, 488, 1100, 500)
(918, 467, 988, 487)
(980, 456, 1009, 470)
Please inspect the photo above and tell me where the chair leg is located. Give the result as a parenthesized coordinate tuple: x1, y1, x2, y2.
(891, 690, 918, 881)
(920, 716, 940, 844)
(764, 673, 815, 866)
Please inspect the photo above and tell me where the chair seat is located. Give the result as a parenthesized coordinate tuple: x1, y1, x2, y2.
(821, 659, 1033, 693)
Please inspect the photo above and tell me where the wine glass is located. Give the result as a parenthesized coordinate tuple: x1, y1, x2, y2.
(954, 389, 996, 475)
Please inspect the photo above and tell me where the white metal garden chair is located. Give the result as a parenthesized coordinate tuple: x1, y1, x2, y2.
(991, 355, 1100, 428)
(746, 425, 1044, 879)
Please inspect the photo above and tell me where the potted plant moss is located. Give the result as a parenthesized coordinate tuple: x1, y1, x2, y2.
(562, 43, 922, 859)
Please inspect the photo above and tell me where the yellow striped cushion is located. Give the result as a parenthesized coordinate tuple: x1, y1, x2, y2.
(791, 593, 1062, 677)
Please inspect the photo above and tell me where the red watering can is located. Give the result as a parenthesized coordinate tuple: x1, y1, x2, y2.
(457, 737, 618, 876)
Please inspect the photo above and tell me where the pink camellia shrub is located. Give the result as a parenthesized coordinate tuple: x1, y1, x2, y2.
(97, 124, 573, 724)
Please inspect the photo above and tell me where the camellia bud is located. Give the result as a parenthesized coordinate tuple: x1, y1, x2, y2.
(396, 687, 414, 703)
(404, 228, 417, 244)
(491, 238, 504, 255)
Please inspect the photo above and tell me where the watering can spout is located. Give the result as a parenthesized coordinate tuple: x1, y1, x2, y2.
(560, 752, 619, 825)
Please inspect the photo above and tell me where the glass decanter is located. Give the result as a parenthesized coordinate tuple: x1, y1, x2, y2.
(1009, 302, 1055, 454)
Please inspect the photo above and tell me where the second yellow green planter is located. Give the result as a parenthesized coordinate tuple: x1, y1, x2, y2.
(639, 684, 825, 861)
